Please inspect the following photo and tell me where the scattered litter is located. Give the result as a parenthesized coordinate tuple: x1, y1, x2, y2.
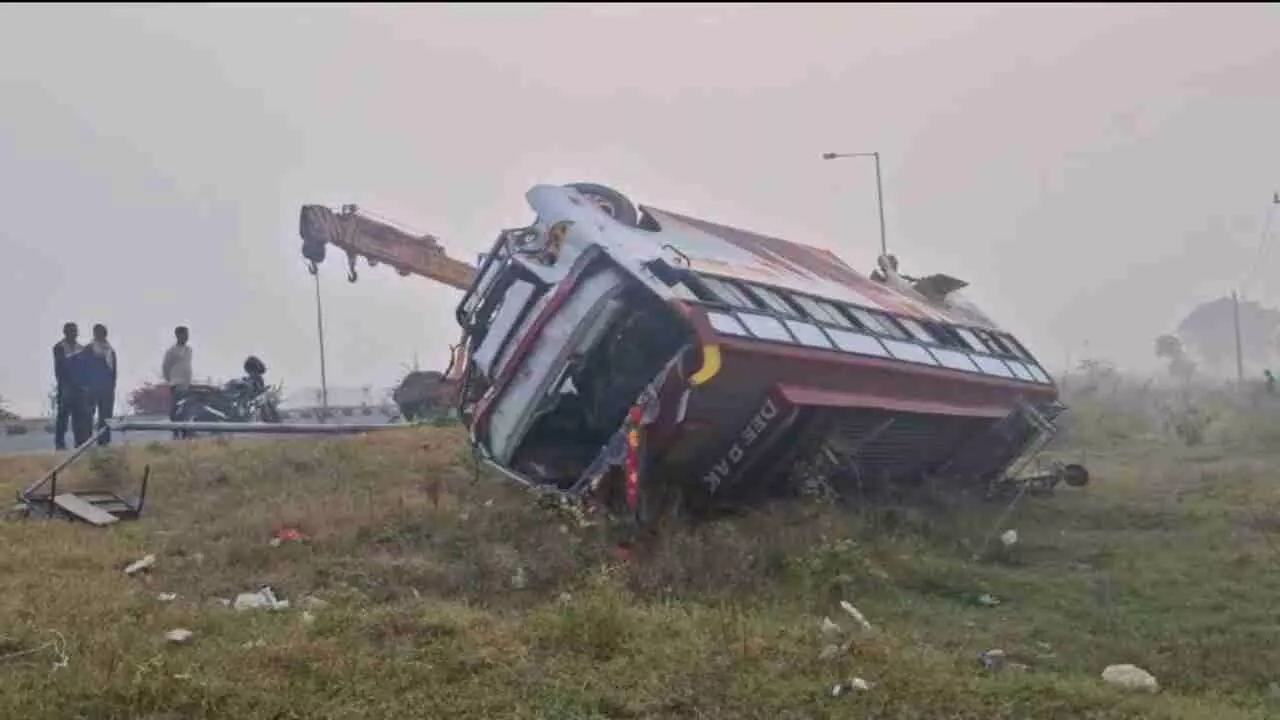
(300, 611, 316, 626)
(164, 629, 194, 645)
(1000, 529, 1019, 547)
(124, 554, 156, 576)
(978, 649, 1030, 673)
(234, 586, 290, 612)
(0, 629, 69, 672)
(1102, 664, 1159, 692)
(978, 648, 1007, 671)
(976, 593, 1001, 608)
(269, 527, 307, 547)
(511, 566, 529, 590)
(156, 592, 178, 603)
(838, 601, 874, 632)
(211, 598, 232, 608)
(831, 677, 872, 696)
(820, 617, 842, 638)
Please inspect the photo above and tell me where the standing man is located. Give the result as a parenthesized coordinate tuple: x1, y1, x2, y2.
(51, 322, 90, 450)
(85, 323, 119, 446)
(162, 326, 193, 439)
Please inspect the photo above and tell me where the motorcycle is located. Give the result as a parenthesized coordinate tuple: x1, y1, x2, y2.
(173, 355, 282, 426)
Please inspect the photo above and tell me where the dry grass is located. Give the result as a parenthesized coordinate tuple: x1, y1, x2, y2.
(1, 386, 1279, 718)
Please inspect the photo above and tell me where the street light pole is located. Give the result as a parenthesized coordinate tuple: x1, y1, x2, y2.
(821, 151, 888, 257)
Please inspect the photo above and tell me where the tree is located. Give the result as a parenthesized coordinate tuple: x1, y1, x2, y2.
(1176, 296, 1280, 374)
(0, 394, 16, 421)
(1154, 334, 1196, 382)
(128, 382, 172, 416)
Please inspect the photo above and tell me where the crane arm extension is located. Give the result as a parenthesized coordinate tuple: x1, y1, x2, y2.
(299, 204, 477, 289)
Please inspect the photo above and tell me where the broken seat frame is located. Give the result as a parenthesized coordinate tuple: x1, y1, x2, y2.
(15, 423, 149, 526)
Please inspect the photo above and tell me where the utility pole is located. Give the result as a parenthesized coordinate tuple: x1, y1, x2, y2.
(1233, 193, 1278, 390)
(821, 151, 888, 257)
(1232, 289, 1244, 387)
(313, 272, 330, 422)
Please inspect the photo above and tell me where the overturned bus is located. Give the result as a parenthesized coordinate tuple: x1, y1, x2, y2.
(453, 182, 1083, 525)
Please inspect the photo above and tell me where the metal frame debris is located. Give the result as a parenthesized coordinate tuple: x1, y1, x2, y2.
(13, 417, 410, 526)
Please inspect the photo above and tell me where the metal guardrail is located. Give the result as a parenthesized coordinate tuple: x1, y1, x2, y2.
(4, 406, 400, 437)
(16, 417, 413, 513)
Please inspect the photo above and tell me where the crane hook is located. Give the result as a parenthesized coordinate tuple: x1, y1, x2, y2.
(306, 260, 319, 276)
(344, 251, 360, 283)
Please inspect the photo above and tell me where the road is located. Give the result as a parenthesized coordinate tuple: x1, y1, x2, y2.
(1, 407, 402, 457)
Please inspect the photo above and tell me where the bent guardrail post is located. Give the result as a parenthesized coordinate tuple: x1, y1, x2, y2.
(19, 422, 112, 503)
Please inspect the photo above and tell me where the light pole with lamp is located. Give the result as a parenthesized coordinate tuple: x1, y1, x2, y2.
(821, 151, 888, 258)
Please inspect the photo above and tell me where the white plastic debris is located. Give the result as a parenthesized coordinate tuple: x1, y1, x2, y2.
(820, 617, 842, 638)
(978, 648, 1007, 671)
(838, 601, 874, 632)
(156, 592, 178, 602)
(124, 554, 156, 576)
(300, 610, 317, 626)
(1101, 664, 1159, 692)
(164, 628, 194, 645)
(233, 586, 290, 612)
(511, 566, 529, 590)
(831, 677, 873, 696)
(1000, 529, 1019, 547)
(977, 593, 1001, 608)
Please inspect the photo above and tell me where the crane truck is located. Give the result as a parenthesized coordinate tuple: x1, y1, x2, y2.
(297, 203, 474, 421)
(296, 183, 631, 420)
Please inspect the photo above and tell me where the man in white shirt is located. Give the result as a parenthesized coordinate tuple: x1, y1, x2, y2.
(161, 325, 193, 439)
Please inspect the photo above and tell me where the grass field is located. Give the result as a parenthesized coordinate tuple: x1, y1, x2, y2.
(2, 378, 1279, 718)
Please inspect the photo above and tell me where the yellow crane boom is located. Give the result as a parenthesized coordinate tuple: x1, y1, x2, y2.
(298, 203, 477, 289)
(297, 203, 475, 386)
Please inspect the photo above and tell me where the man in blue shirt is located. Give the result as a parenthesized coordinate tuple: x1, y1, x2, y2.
(51, 322, 91, 450)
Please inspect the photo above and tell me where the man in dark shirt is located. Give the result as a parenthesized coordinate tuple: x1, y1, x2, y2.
(51, 322, 91, 450)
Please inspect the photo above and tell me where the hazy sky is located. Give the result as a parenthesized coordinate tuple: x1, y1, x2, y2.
(2, 3, 1279, 415)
